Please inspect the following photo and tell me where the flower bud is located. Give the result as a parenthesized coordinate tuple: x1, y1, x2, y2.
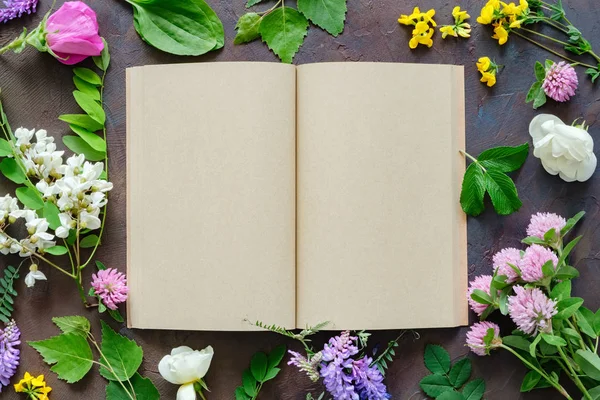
(8, 216, 16, 224)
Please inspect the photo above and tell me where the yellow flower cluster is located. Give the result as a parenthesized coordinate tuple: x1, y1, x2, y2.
(398, 7, 437, 49)
(477, 56, 499, 87)
(14, 373, 52, 400)
(440, 6, 472, 39)
(477, 0, 529, 45)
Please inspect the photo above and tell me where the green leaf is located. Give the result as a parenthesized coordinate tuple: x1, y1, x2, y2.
(419, 374, 453, 397)
(478, 143, 529, 173)
(267, 344, 286, 370)
(587, 68, 600, 83)
(126, 0, 223, 56)
(259, 7, 309, 63)
(63, 136, 106, 162)
(0, 158, 26, 184)
(562, 327, 582, 343)
(499, 287, 510, 315)
(0, 138, 12, 157)
(595, 309, 600, 336)
(74, 77, 100, 101)
(69, 125, 106, 153)
(52, 316, 91, 337)
(555, 297, 584, 320)
(424, 344, 451, 374)
(484, 169, 522, 215)
(555, 265, 580, 280)
(99, 321, 144, 381)
(520, 370, 541, 392)
(80, 234, 100, 249)
(533, 88, 547, 109)
(462, 378, 485, 400)
(460, 163, 486, 216)
(106, 372, 160, 400)
(574, 349, 600, 381)
(93, 38, 111, 71)
(470, 289, 492, 305)
(448, 358, 472, 388)
(0, 266, 20, 322)
(541, 260, 555, 277)
(522, 236, 547, 245)
(251, 352, 268, 382)
(29, 333, 94, 383)
(108, 308, 125, 323)
(534, 61, 546, 81)
(43, 202, 61, 230)
(15, 187, 43, 210)
(74, 68, 102, 86)
(246, 0, 265, 7)
(588, 385, 600, 400)
(263, 367, 280, 381)
(541, 333, 567, 347)
(242, 369, 257, 397)
(234, 13, 263, 44)
(45, 246, 69, 256)
(529, 334, 542, 357)
(73, 90, 105, 125)
(544, 228, 557, 243)
(526, 81, 542, 104)
(550, 280, 571, 301)
(558, 235, 581, 266)
(438, 391, 465, 400)
(576, 308, 597, 338)
(503, 335, 531, 352)
(235, 387, 251, 400)
(59, 114, 104, 132)
(297, 0, 347, 36)
(561, 211, 585, 236)
(96, 261, 108, 270)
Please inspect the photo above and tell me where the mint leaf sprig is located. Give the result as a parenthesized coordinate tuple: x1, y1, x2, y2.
(460, 143, 529, 216)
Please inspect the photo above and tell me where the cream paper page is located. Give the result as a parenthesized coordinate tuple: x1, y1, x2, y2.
(127, 62, 297, 331)
(295, 62, 467, 330)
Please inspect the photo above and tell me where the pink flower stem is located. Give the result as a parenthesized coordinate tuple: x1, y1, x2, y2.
(512, 31, 597, 69)
(557, 346, 592, 400)
(500, 344, 573, 399)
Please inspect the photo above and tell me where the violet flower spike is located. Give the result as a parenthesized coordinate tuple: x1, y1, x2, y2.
(0, 0, 37, 24)
(0, 320, 20, 391)
(352, 357, 391, 399)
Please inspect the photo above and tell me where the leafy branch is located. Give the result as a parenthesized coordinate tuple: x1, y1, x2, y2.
(370, 331, 406, 374)
(249, 320, 329, 356)
(235, 345, 286, 400)
(0, 265, 19, 323)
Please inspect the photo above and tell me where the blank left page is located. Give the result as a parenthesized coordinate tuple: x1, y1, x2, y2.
(126, 62, 297, 331)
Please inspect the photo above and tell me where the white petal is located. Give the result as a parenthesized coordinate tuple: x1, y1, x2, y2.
(158, 355, 182, 385)
(176, 383, 197, 400)
(24, 272, 35, 287)
(529, 114, 564, 142)
(55, 226, 69, 238)
(575, 154, 597, 182)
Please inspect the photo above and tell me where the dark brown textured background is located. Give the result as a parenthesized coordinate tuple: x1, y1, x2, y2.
(1, 0, 599, 398)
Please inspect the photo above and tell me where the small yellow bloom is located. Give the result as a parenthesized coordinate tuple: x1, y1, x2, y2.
(452, 6, 470, 22)
(409, 28, 435, 49)
(424, 9, 437, 26)
(440, 25, 458, 39)
(398, 6, 422, 25)
(492, 23, 509, 45)
(477, 4, 496, 24)
(413, 20, 430, 35)
(457, 23, 472, 38)
(477, 57, 491, 73)
(501, 1, 520, 15)
(14, 372, 52, 400)
(480, 71, 497, 87)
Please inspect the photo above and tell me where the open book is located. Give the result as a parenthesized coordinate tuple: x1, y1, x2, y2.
(126, 62, 467, 331)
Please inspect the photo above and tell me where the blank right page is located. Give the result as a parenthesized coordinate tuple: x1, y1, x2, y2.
(296, 62, 467, 330)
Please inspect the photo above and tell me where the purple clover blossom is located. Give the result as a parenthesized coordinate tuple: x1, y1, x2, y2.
(0, 0, 37, 24)
(352, 357, 391, 400)
(0, 320, 20, 391)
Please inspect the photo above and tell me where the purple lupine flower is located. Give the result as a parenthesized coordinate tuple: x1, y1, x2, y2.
(321, 331, 360, 400)
(352, 357, 391, 400)
(0, 320, 20, 391)
(0, 0, 38, 24)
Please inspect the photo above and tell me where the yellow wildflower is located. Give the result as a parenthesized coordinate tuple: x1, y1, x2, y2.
(501, 1, 520, 15)
(440, 6, 471, 39)
(423, 9, 437, 26)
(492, 23, 509, 44)
(477, 57, 491, 73)
(440, 25, 458, 38)
(480, 71, 497, 87)
(452, 6, 470, 21)
(413, 20, 430, 35)
(14, 372, 52, 400)
(477, 4, 495, 24)
(398, 7, 422, 25)
(409, 28, 435, 49)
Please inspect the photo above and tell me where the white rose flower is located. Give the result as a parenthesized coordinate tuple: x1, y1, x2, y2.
(158, 346, 214, 400)
(529, 114, 597, 182)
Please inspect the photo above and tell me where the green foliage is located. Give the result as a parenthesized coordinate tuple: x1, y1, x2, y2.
(420, 345, 485, 399)
(125, 0, 224, 56)
(0, 157, 26, 184)
(29, 333, 94, 383)
(0, 265, 19, 323)
(526, 61, 549, 109)
(371, 334, 402, 374)
(53, 316, 91, 337)
(15, 187, 43, 209)
(235, 344, 286, 400)
(99, 321, 144, 381)
(237, 0, 347, 62)
(106, 372, 160, 400)
(460, 144, 528, 216)
(80, 234, 100, 248)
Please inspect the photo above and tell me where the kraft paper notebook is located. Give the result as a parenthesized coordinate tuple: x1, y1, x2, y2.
(126, 62, 468, 331)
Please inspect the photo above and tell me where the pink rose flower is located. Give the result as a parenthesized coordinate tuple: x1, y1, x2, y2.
(45, 1, 103, 65)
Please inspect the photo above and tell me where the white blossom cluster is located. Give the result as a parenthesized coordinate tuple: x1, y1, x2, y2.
(0, 127, 113, 257)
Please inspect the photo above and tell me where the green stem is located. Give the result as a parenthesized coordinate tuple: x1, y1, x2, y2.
(557, 346, 592, 400)
(251, 382, 264, 400)
(519, 27, 569, 46)
(501, 344, 573, 399)
(512, 31, 597, 69)
(459, 150, 486, 172)
(566, 318, 587, 350)
(89, 334, 136, 400)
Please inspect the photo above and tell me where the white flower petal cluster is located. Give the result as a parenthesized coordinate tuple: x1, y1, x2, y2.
(529, 114, 597, 182)
(159, 346, 214, 400)
(14, 128, 64, 179)
(0, 202, 55, 256)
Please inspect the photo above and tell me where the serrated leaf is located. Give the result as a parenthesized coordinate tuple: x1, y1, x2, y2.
(29, 333, 94, 383)
(251, 352, 268, 381)
(555, 297, 583, 319)
(235, 13, 262, 44)
(63, 136, 106, 162)
(80, 234, 100, 249)
(462, 378, 485, 400)
(74, 77, 100, 101)
(99, 321, 144, 381)
(69, 125, 106, 153)
(438, 391, 465, 400)
(460, 163, 485, 216)
(74, 68, 102, 86)
(0, 158, 26, 184)
(534, 61, 546, 81)
(15, 187, 44, 210)
(478, 143, 529, 172)
(420, 374, 453, 397)
(520, 370, 541, 392)
(0, 138, 12, 157)
(424, 344, 451, 374)
(449, 358, 471, 388)
(484, 169, 522, 215)
(53, 316, 91, 337)
(45, 246, 68, 256)
(297, 0, 347, 36)
(259, 7, 309, 63)
(106, 372, 159, 400)
(93, 38, 111, 71)
(267, 344, 286, 370)
(59, 114, 104, 132)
